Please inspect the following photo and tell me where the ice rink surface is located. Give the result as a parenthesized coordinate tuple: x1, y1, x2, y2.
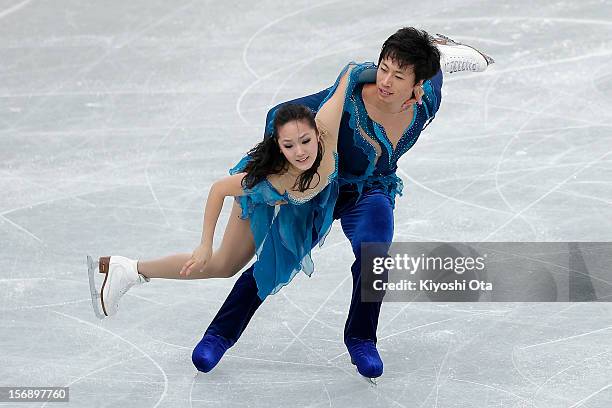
(2, 0, 612, 406)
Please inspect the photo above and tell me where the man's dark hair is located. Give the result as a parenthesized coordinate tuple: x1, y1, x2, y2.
(378, 27, 441, 83)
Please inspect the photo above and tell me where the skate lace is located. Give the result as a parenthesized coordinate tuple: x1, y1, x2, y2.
(446, 57, 477, 73)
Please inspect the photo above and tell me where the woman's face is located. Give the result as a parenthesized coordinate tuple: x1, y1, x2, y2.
(277, 119, 319, 172)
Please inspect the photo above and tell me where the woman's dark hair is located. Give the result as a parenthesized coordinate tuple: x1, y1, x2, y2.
(378, 27, 441, 83)
(242, 104, 323, 192)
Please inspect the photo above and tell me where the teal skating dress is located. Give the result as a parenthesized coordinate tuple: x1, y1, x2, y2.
(230, 64, 355, 300)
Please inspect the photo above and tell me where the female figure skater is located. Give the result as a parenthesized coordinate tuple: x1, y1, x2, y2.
(87, 64, 359, 319)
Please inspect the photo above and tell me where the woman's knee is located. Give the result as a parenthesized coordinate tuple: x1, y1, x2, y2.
(204, 261, 240, 279)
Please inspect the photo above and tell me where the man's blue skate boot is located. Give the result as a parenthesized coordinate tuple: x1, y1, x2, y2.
(346, 338, 383, 379)
(192, 334, 232, 373)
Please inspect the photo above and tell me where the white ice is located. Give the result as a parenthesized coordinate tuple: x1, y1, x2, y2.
(1, 0, 612, 407)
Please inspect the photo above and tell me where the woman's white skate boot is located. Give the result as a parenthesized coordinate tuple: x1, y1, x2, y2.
(86, 255, 149, 319)
(434, 33, 495, 74)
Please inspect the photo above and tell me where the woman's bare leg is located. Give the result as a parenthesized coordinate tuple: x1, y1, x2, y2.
(136, 253, 192, 279)
(136, 201, 255, 280)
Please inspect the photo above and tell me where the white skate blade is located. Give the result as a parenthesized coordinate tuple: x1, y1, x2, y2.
(435, 33, 495, 66)
(354, 367, 378, 386)
(86, 255, 106, 320)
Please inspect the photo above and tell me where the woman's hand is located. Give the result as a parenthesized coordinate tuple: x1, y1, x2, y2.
(400, 84, 425, 111)
(180, 243, 212, 277)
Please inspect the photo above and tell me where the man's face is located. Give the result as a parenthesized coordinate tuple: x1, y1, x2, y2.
(375, 58, 419, 105)
(277, 119, 319, 172)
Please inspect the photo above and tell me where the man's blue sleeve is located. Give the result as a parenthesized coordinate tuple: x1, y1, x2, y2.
(263, 88, 331, 139)
(421, 69, 443, 130)
(357, 66, 377, 83)
(427, 69, 443, 116)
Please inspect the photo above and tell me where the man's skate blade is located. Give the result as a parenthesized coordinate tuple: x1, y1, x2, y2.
(482, 53, 495, 65)
(435, 32, 495, 67)
(354, 367, 378, 386)
(434, 33, 458, 45)
(86, 255, 106, 320)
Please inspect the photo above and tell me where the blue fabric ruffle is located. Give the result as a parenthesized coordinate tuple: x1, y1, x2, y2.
(230, 155, 339, 300)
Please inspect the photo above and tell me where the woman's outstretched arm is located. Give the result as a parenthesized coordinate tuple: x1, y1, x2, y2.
(200, 173, 246, 246)
(180, 173, 246, 276)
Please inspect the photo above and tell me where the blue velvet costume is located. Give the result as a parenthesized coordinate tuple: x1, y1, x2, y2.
(205, 62, 443, 347)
